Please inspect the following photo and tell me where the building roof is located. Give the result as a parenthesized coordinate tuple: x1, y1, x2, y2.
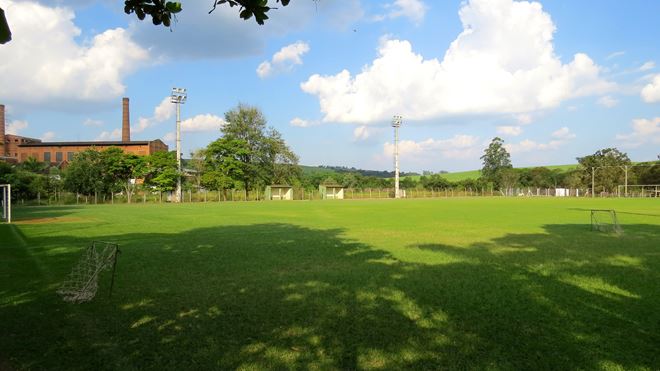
(18, 140, 161, 148)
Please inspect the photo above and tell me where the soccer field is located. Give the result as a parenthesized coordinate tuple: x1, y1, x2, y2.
(1, 198, 659, 370)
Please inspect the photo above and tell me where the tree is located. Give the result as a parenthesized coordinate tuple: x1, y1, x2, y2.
(100, 147, 144, 203)
(577, 148, 631, 194)
(202, 137, 250, 197)
(143, 151, 178, 193)
(220, 104, 299, 190)
(123, 0, 292, 28)
(64, 149, 105, 197)
(0, 7, 10, 44)
(480, 137, 512, 188)
(2, 0, 296, 46)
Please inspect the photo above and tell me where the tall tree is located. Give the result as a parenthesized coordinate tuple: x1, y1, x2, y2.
(220, 104, 299, 190)
(202, 137, 249, 197)
(100, 147, 144, 203)
(143, 151, 178, 193)
(64, 149, 105, 197)
(480, 137, 512, 187)
(577, 148, 631, 194)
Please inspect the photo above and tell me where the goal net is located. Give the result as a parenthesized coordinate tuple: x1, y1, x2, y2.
(57, 241, 120, 303)
(0, 184, 10, 223)
(591, 209, 622, 234)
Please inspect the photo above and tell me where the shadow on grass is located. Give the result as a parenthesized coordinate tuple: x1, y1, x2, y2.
(1, 222, 659, 370)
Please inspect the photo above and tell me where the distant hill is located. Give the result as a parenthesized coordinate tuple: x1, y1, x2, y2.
(301, 165, 419, 178)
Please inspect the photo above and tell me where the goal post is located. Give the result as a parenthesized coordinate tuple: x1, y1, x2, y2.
(1, 184, 10, 223)
(617, 184, 660, 198)
(590, 209, 622, 234)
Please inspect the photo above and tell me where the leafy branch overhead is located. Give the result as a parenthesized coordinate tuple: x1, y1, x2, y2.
(124, 0, 292, 27)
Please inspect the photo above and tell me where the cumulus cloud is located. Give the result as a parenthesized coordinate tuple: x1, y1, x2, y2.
(40, 131, 57, 141)
(497, 126, 522, 136)
(162, 132, 176, 142)
(133, 97, 175, 134)
(641, 74, 660, 103)
(383, 134, 480, 160)
(6, 120, 28, 135)
(95, 128, 121, 141)
(181, 114, 226, 132)
(374, 0, 428, 24)
(257, 41, 310, 78)
(83, 118, 104, 127)
(353, 126, 372, 141)
(0, 0, 148, 107)
(505, 127, 575, 153)
(302, 0, 613, 124)
(597, 95, 619, 108)
(289, 117, 319, 127)
(616, 118, 660, 148)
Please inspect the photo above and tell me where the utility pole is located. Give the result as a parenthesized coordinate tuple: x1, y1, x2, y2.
(591, 167, 595, 198)
(171, 87, 187, 203)
(624, 165, 628, 197)
(392, 115, 402, 199)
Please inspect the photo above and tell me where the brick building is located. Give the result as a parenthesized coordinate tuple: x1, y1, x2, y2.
(0, 98, 168, 165)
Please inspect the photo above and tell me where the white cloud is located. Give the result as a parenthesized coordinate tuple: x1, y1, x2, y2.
(40, 131, 56, 141)
(0, 0, 149, 106)
(639, 61, 655, 72)
(95, 128, 121, 141)
(302, 0, 613, 124)
(497, 126, 522, 136)
(6, 120, 28, 135)
(641, 74, 660, 103)
(257, 41, 310, 78)
(597, 95, 618, 108)
(133, 97, 175, 133)
(616, 118, 660, 148)
(383, 134, 480, 160)
(162, 132, 176, 142)
(289, 117, 319, 127)
(551, 126, 576, 140)
(83, 118, 104, 127)
(515, 114, 533, 125)
(505, 127, 575, 153)
(181, 114, 226, 132)
(375, 0, 428, 24)
(353, 126, 372, 141)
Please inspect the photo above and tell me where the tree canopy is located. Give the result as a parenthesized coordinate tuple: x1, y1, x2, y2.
(480, 137, 512, 187)
(203, 104, 299, 191)
(577, 148, 631, 193)
(124, 0, 292, 27)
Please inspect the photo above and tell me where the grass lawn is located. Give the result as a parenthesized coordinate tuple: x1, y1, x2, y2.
(1, 198, 659, 370)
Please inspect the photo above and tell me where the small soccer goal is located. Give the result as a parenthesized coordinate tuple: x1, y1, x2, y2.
(57, 241, 120, 303)
(0, 184, 10, 223)
(590, 209, 623, 234)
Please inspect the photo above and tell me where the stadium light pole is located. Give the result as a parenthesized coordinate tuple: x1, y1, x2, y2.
(392, 115, 402, 199)
(171, 87, 187, 203)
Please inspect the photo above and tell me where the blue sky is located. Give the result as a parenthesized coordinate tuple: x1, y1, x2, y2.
(1, 0, 659, 172)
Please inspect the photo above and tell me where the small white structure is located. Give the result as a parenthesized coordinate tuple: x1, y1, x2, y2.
(266, 185, 293, 200)
(555, 188, 569, 197)
(320, 184, 344, 199)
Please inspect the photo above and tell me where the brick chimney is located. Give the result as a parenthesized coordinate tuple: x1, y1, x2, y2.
(122, 97, 130, 142)
(0, 104, 5, 156)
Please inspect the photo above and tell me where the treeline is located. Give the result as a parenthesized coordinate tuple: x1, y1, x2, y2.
(315, 165, 419, 179)
(2, 112, 659, 203)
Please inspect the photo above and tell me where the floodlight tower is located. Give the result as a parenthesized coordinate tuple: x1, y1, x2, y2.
(171, 87, 187, 203)
(392, 115, 402, 199)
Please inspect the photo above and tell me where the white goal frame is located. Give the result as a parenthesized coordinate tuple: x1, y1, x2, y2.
(1, 184, 10, 223)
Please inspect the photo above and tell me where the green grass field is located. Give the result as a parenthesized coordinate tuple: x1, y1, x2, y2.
(1, 198, 659, 370)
